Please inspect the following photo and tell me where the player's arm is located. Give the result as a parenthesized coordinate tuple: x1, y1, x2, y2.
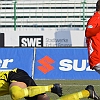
(85, 26, 100, 38)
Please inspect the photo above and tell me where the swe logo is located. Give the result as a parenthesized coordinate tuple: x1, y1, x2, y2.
(19, 36, 43, 47)
(37, 56, 55, 74)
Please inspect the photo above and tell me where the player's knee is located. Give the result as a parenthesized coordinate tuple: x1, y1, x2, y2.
(9, 86, 25, 100)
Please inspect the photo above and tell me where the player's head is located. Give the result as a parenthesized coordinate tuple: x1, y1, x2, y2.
(96, 0, 100, 11)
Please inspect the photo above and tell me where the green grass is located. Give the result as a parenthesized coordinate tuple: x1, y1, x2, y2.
(0, 80, 100, 100)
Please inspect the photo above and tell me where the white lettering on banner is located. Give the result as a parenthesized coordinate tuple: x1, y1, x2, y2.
(21, 38, 42, 47)
(59, 59, 94, 71)
(0, 59, 13, 68)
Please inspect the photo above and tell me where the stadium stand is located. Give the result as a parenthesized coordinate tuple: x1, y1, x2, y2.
(0, 0, 97, 30)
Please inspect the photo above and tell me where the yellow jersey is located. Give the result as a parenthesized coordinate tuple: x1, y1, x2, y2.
(0, 68, 17, 96)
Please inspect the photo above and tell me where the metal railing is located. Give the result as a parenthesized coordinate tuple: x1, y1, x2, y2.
(0, 0, 96, 31)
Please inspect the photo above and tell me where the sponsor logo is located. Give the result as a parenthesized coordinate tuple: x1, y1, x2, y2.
(59, 59, 93, 71)
(37, 56, 93, 72)
(45, 38, 72, 47)
(0, 59, 13, 71)
(19, 36, 43, 47)
(37, 56, 55, 74)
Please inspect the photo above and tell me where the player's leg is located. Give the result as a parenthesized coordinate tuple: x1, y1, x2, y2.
(24, 83, 62, 100)
(57, 90, 89, 100)
(9, 82, 62, 100)
(8, 69, 62, 100)
(57, 85, 100, 100)
(93, 64, 100, 74)
(26, 83, 62, 97)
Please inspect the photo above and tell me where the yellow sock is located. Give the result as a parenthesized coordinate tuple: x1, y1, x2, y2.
(9, 85, 54, 99)
(57, 90, 90, 100)
(81, 90, 90, 98)
(9, 86, 26, 100)
(27, 85, 53, 97)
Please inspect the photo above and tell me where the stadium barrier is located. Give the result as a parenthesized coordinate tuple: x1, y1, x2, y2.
(0, 47, 100, 80)
(0, 47, 33, 77)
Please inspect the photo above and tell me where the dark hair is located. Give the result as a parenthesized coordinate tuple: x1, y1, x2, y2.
(96, 0, 100, 11)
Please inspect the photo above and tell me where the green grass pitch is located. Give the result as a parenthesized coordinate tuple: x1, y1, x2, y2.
(0, 80, 100, 100)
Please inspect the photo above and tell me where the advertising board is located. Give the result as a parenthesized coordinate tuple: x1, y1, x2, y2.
(3, 30, 85, 47)
(34, 48, 100, 80)
(0, 48, 34, 77)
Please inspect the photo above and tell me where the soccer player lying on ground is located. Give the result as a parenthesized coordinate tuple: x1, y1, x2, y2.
(0, 68, 62, 100)
(0, 68, 99, 100)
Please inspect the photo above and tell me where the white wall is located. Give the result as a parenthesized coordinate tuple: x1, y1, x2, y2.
(3, 29, 86, 47)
